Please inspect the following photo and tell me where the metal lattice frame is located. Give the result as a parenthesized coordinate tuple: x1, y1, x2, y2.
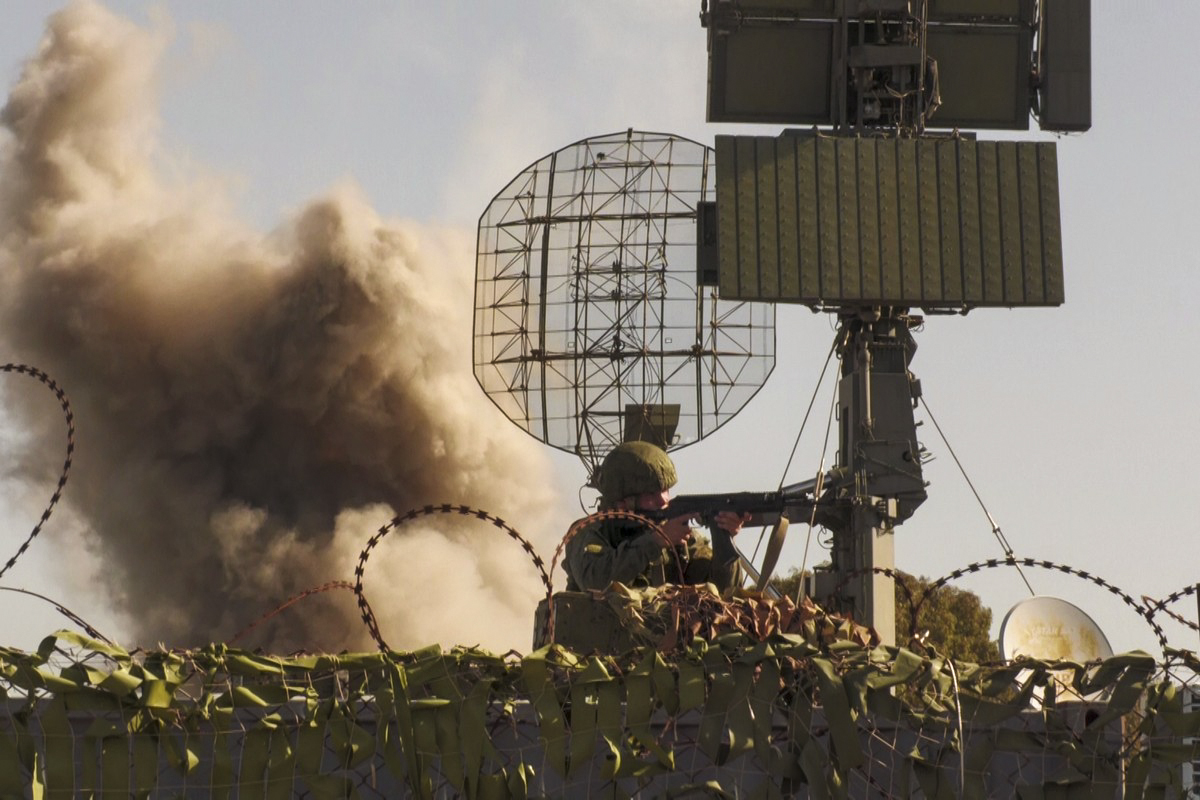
(475, 130, 774, 472)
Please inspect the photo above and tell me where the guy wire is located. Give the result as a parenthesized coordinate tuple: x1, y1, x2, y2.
(777, 335, 839, 492)
(796, 373, 840, 601)
(919, 395, 1035, 596)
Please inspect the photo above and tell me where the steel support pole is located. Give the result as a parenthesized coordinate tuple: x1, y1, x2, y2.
(824, 309, 925, 646)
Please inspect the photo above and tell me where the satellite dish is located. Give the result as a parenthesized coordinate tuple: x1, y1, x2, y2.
(474, 130, 775, 473)
(999, 596, 1114, 663)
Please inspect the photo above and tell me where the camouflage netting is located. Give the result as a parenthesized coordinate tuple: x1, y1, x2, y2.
(5, 590, 1200, 798)
(561, 584, 878, 654)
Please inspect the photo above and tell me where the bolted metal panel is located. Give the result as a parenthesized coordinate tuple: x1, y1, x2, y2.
(816, 136, 840, 299)
(997, 141, 1024, 303)
(916, 139, 940, 303)
(714, 133, 1065, 308)
(705, 0, 1046, 131)
(1038, 145, 1064, 300)
(837, 139, 861, 299)
(895, 138, 922, 302)
(976, 142, 1005, 303)
(716, 139, 740, 296)
(755, 137, 781, 299)
(956, 141, 984, 304)
(775, 137, 801, 298)
(859, 140, 888, 299)
(875, 141, 902, 300)
(733, 136, 759, 297)
(795, 136, 820, 298)
(1018, 143, 1045, 303)
(937, 139, 963, 303)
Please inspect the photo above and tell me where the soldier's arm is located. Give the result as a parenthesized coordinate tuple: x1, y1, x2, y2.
(566, 527, 664, 591)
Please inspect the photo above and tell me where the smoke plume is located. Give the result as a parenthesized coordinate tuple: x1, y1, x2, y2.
(0, 1, 562, 652)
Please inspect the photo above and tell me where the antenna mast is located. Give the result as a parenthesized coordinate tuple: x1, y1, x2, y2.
(701, 0, 1090, 642)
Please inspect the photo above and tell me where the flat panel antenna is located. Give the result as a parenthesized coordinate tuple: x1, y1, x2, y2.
(474, 130, 775, 474)
(702, 0, 1089, 134)
(696, 0, 1089, 641)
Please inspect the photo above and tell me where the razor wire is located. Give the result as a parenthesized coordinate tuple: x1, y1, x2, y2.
(354, 504, 550, 652)
(1145, 583, 1200, 639)
(0, 363, 74, 581)
(0, 586, 112, 645)
(927, 556, 1168, 654)
(229, 580, 361, 646)
(1154, 601, 1200, 635)
(821, 556, 1170, 658)
(295, 531, 1190, 665)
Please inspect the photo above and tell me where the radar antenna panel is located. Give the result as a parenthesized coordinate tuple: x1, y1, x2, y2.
(474, 130, 774, 472)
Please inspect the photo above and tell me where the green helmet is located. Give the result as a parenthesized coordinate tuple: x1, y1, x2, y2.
(596, 441, 677, 503)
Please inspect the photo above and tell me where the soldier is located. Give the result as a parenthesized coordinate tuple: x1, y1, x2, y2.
(564, 441, 748, 592)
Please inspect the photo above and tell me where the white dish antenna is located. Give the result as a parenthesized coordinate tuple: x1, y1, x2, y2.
(999, 596, 1114, 663)
(1000, 596, 1114, 704)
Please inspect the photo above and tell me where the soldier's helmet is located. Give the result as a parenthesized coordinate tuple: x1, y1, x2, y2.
(596, 441, 678, 503)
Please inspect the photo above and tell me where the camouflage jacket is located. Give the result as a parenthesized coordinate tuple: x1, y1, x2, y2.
(564, 517, 737, 592)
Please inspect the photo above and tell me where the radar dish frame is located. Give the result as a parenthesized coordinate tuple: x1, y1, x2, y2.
(474, 130, 775, 474)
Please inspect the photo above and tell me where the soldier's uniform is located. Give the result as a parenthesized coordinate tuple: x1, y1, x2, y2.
(564, 517, 720, 591)
(563, 441, 738, 592)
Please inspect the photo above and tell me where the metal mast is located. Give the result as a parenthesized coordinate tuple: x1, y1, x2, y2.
(702, 0, 1090, 642)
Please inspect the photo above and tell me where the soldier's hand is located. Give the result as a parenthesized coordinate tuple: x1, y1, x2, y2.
(660, 513, 696, 546)
(714, 510, 752, 536)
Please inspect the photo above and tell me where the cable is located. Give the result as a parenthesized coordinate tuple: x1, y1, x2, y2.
(748, 525, 768, 564)
(777, 336, 839, 492)
(945, 652, 967, 797)
(766, 331, 838, 601)
(577, 481, 594, 516)
(796, 363, 841, 602)
(918, 394, 1035, 596)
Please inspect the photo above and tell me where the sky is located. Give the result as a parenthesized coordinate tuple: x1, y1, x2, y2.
(0, 0, 1197, 657)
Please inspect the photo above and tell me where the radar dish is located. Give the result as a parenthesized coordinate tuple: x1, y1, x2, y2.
(474, 130, 775, 471)
(999, 596, 1114, 663)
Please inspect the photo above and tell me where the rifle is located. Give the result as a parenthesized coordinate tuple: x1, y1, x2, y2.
(638, 475, 835, 591)
(642, 490, 806, 528)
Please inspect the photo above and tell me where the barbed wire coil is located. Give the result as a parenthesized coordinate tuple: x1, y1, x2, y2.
(354, 504, 549, 652)
(0, 364, 74, 581)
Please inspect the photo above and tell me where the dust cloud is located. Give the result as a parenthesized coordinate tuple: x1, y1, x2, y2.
(0, 1, 562, 653)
